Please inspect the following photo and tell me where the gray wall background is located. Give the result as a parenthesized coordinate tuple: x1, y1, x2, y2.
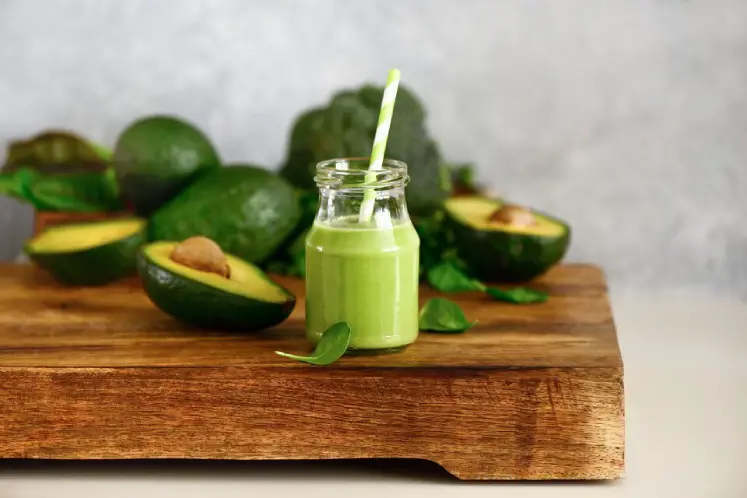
(1, 0, 745, 296)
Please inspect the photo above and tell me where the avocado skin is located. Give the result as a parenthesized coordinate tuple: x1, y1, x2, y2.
(113, 115, 221, 216)
(116, 170, 201, 218)
(25, 224, 146, 286)
(149, 166, 301, 264)
(446, 209, 571, 282)
(137, 251, 295, 331)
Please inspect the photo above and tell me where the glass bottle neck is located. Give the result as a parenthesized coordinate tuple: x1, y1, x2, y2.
(315, 187, 411, 229)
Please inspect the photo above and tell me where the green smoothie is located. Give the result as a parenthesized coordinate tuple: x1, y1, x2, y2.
(305, 217, 420, 352)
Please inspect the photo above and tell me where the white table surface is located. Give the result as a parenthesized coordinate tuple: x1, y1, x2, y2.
(2, 295, 746, 498)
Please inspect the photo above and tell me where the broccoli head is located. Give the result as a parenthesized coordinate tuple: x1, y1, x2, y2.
(280, 84, 451, 214)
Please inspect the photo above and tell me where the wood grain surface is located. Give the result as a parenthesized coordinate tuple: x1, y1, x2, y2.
(0, 263, 624, 480)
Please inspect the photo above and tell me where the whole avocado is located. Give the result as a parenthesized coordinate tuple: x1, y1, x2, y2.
(149, 165, 301, 263)
(113, 115, 221, 216)
(280, 84, 451, 215)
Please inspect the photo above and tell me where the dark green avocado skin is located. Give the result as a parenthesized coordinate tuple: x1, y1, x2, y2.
(446, 210, 571, 282)
(25, 229, 146, 286)
(149, 165, 301, 264)
(113, 115, 221, 216)
(137, 252, 295, 331)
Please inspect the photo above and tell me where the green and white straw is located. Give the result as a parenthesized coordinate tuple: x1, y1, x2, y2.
(358, 68, 401, 223)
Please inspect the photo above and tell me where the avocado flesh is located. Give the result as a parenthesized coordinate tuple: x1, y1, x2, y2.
(445, 196, 570, 282)
(24, 218, 147, 286)
(144, 242, 288, 303)
(445, 196, 565, 237)
(139, 241, 295, 331)
(26, 218, 145, 253)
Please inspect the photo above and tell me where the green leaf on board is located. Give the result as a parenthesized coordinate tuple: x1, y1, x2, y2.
(418, 297, 476, 333)
(427, 260, 483, 293)
(485, 286, 548, 304)
(426, 259, 549, 304)
(275, 322, 351, 365)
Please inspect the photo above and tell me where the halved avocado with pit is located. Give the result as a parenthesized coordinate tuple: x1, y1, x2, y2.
(445, 196, 570, 282)
(24, 217, 147, 285)
(138, 240, 296, 331)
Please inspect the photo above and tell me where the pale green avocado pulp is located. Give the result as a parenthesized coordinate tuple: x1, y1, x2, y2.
(144, 241, 288, 303)
(445, 196, 565, 237)
(26, 218, 146, 254)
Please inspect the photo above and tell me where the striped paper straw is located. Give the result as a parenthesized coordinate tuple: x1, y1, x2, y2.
(358, 68, 401, 223)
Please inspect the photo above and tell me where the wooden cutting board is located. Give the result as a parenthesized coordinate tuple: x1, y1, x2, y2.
(0, 263, 624, 480)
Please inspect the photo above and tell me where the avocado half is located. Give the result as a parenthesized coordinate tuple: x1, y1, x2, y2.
(138, 241, 296, 331)
(24, 217, 147, 285)
(444, 196, 570, 282)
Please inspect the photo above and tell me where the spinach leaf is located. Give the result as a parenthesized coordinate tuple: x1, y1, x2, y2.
(454, 164, 475, 187)
(0, 171, 23, 198)
(450, 163, 477, 194)
(0, 168, 42, 207)
(485, 286, 548, 304)
(418, 297, 476, 333)
(275, 322, 351, 365)
(0, 167, 122, 212)
(29, 170, 123, 212)
(413, 210, 453, 277)
(1, 130, 120, 212)
(416, 229, 442, 278)
(426, 260, 549, 304)
(427, 260, 483, 292)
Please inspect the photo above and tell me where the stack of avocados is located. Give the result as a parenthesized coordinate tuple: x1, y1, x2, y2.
(20, 82, 570, 333)
(24, 115, 299, 331)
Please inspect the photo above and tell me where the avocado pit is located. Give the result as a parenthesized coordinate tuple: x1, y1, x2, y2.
(170, 236, 231, 278)
(488, 204, 536, 228)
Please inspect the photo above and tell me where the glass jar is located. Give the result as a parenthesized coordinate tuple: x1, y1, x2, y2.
(305, 158, 420, 354)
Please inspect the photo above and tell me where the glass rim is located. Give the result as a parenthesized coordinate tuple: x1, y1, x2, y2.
(314, 157, 409, 190)
(315, 157, 407, 173)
